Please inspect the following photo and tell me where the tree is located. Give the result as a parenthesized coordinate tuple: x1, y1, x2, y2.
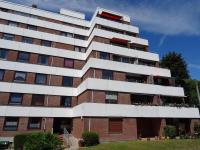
(160, 52, 190, 86)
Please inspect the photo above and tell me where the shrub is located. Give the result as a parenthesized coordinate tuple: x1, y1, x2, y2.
(14, 133, 29, 150)
(82, 131, 99, 147)
(14, 132, 63, 150)
(194, 124, 200, 137)
(164, 125, 177, 139)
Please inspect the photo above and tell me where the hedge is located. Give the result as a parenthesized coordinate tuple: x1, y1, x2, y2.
(164, 125, 177, 139)
(82, 131, 99, 147)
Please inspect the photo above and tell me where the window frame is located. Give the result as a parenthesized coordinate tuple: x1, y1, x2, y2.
(22, 36, 33, 44)
(17, 52, 29, 62)
(61, 96, 72, 107)
(28, 117, 42, 129)
(38, 54, 49, 65)
(3, 117, 19, 131)
(0, 69, 5, 81)
(35, 73, 47, 85)
(9, 93, 23, 105)
(105, 91, 118, 104)
(0, 49, 8, 59)
(3, 33, 15, 41)
(27, 24, 37, 31)
(100, 52, 110, 60)
(14, 71, 27, 82)
(8, 21, 18, 27)
(41, 40, 52, 47)
(64, 58, 74, 68)
(62, 76, 73, 87)
(102, 70, 113, 80)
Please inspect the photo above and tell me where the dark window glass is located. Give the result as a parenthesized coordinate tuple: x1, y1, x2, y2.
(0, 49, 8, 59)
(38, 55, 48, 65)
(14, 71, 26, 82)
(61, 32, 73, 38)
(35, 74, 46, 84)
(22, 37, 33, 44)
(62, 76, 73, 87)
(0, 69, 4, 80)
(122, 57, 129, 63)
(27, 25, 37, 30)
(102, 70, 113, 80)
(61, 96, 72, 107)
(8, 21, 18, 27)
(28, 118, 41, 129)
(74, 34, 85, 40)
(100, 52, 110, 60)
(113, 55, 121, 62)
(9, 93, 23, 105)
(18, 52, 29, 62)
(41, 40, 52, 47)
(105, 92, 118, 104)
(4, 117, 19, 131)
(31, 95, 44, 106)
(64, 59, 74, 68)
(3, 33, 15, 40)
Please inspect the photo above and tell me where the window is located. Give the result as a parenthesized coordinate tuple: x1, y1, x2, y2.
(28, 118, 41, 129)
(100, 52, 110, 60)
(61, 32, 73, 38)
(108, 118, 122, 133)
(0, 69, 4, 80)
(61, 96, 72, 107)
(64, 59, 74, 68)
(122, 57, 129, 63)
(27, 25, 37, 30)
(4, 117, 19, 131)
(8, 21, 18, 27)
(74, 34, 85, 40)
(102, 70, 113, 80)
(9, 93, 23, 105)
(74, 46, 86, 53)
(0, 49, 8, 59)
(38, 54, 48, 65)
(22, 37, 33, 44)
(18, 52, 29, 62)
(35, 74, 46, 84)
(3, 33, 15, 40)
(62, 76, 73, 87)
(105, 92, 118, 104)
(14, 71, 26, 82)
(41, 40, 52, 47)
(31, 94, 44, 106)
(113, 55, 121, 62)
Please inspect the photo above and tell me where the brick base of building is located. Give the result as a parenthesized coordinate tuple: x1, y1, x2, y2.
(0, 117, 199, 142)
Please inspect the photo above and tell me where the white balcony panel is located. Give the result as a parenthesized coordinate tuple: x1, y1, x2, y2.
(0, 106, 73, 117)
(0, 60, 82, 77)
(0, 1, 90, 27)
(87, 42, 159, 61)
(0, 39, 156, 62)
(0, 82, 76, 96)
(73, 103, 200, 118)
(0, 39, 84, 60)
(83, 58, 170, 77)
(0, 103, 199, 118)
(0, 24, 87, 47)
(79, 78, 184, 97)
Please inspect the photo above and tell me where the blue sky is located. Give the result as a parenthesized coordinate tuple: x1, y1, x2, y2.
(7, 0, 200, 80)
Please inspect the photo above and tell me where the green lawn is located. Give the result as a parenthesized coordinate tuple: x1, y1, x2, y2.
(80, 139, 200, 150)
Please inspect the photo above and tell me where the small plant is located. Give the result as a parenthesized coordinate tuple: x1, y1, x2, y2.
(194, 124, 200, 138)
(164, 125, 177, 139)
(14, 132, 63, 150)
(82, 131, 99, 147)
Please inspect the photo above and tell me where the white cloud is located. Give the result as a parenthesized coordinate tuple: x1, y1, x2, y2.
(7, 0, 200, 36)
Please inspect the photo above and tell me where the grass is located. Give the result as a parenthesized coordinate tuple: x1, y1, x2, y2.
(80, 139, 200, 150)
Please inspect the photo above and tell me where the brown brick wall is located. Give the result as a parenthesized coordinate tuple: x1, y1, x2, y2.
(3, 70, 14, 82)
(26, 73, 35, 84)
(118, 93, 131, 104)
(7, 50, 18, 61)
(78, 90, 92, 104)
(0, 92, 9, 105)
(113, 72, 126, 81)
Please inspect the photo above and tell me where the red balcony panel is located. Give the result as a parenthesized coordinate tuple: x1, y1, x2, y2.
(100, 11, 122, 21)
(111, 38, 129, 45)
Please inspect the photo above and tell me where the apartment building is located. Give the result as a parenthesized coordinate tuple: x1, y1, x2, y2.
(0, 1, 199, 142)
